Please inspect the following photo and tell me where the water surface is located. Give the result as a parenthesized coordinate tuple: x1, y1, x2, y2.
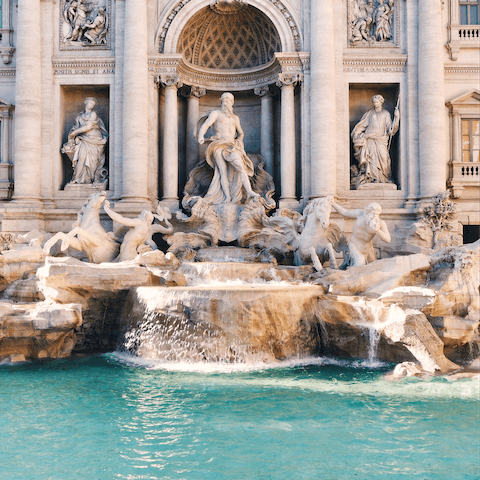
(1, 354, 478, 480)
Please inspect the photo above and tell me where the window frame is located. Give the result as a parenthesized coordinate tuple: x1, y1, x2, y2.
(461, 118, 480, 163)
(459, 0, 479, 25)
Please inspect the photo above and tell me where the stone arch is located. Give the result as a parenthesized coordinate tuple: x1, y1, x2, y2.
(155, 0, 302, 55)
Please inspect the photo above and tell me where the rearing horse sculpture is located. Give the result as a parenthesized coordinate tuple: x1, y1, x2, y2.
(294, 196, 344, 271)
(43, 191, 120, 263)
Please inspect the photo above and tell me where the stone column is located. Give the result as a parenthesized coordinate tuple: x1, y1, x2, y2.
(418, 0, 446, 199)
(276, 74, 299, 208)
(185, 86, 206, 176)
(254, 86, 275, 177)
(13, 0, 42, 204)
(121, 0, 149, 204)
(310, 0, 336, 198)
(159, 75, 182, 209)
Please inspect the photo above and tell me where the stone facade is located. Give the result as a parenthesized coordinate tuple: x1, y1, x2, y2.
(0, 0, 478, 246)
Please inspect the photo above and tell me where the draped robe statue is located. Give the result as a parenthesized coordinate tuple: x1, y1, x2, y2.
(62, 97, 108, 185)
(196, 92, 259, 205)
(351, 94, 399, 187)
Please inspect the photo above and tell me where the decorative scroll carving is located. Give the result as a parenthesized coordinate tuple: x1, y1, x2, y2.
(254, 86, 271, 97)
(348, 0, 399, 48)
(60, 0, 111, 51)
(210, 0, 246, 14)
(156, 75, 183, 90)
(190, 86, 207, 98)
(276, 73, 302, 88)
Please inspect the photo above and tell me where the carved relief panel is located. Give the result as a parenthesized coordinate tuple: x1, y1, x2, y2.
(347, 0, 399, 47)
(59, 0, 111, 51)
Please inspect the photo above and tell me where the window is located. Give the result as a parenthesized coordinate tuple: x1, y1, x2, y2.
(460, 0, 479, 25)
(462, 119, 480, 162)
(463, 225, 480, 243)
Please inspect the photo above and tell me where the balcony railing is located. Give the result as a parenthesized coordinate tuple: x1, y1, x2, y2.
(447, 25, 480, 60)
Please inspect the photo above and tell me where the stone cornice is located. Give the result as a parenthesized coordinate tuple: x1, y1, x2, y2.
(444, 65, 480, 75)
(0, 69, 15, 77)
(343, 54, 407, 73)
(149, 53, 309, 91)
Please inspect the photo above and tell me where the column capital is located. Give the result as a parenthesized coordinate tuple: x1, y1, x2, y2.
(254, 86, 272, 98)
(156, 75, 183, 90)
(181, 85, 207, 99)
(276, 73, 302, 88)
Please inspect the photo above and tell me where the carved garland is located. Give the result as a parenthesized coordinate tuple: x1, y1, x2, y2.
(158, 0, 302, 53)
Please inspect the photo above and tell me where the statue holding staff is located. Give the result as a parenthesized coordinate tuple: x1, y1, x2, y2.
(351, 94, 399, 188)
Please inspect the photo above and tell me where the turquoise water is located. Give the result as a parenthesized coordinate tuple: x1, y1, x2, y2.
(1, 354, 479, 480)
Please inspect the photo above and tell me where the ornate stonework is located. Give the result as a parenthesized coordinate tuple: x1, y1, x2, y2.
(148, 52, 307, 92)
(343, 55, 407, 73)
(158, 0, 301, 53)
(53, 59, 115, 76)
(347, 0, 400, 48)
(177, 5, 281, 69)
(59, 0, 111, 51)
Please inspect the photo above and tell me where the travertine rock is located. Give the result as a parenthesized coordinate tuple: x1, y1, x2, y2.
(0, 302, 82, 361)
(37, 256, 185, 306)
(383, 310, 459, 373)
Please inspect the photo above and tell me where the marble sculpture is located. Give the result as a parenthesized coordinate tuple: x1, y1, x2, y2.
(62, 0, 109, 45)
(61, 97, 109, 186)
(351, 94, 400, 188)
(331, 200, 391, 267)
(196, 92, 260, 205)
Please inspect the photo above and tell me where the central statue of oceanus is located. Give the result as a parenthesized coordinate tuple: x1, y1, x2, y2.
(195, 92, 260, 205)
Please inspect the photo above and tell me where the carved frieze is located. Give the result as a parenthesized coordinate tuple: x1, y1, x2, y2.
(60, 0, 111, 51)
(348, 0, 399, 48)
(53, 59, 115, 76)
(343, 55, 407, 73)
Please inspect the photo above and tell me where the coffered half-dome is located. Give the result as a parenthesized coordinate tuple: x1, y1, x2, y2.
(177, 5, 282, 70)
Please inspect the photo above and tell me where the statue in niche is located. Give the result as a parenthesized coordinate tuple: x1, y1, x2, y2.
(62, 0, 108, 45)
(62, 97, 108, 186)
(331, 201, 391, 268)
(196, 92, 260, 205)
(349, 0, 394, 44)
(351, 94, 399, 189)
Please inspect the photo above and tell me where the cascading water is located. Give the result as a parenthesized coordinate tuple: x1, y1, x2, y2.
(351, 299, 408, 366)
(120, 288, 258, 363)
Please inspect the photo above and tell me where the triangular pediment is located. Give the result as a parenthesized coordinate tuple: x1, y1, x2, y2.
(0, 97, 13, 109)
(447, 89, 480, 107)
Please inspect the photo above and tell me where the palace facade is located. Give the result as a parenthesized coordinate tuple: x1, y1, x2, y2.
(0, 0, 478, 246)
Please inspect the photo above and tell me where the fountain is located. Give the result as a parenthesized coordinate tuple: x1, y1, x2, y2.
(0, 93, 478, 380)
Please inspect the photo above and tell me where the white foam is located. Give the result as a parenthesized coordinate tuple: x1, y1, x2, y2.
(107, 352, 480, 400)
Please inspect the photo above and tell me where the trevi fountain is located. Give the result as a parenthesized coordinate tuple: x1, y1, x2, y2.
(0, 1, 478, 479)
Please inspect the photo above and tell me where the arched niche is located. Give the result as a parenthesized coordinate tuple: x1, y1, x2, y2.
(155, 0, 302, 56)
